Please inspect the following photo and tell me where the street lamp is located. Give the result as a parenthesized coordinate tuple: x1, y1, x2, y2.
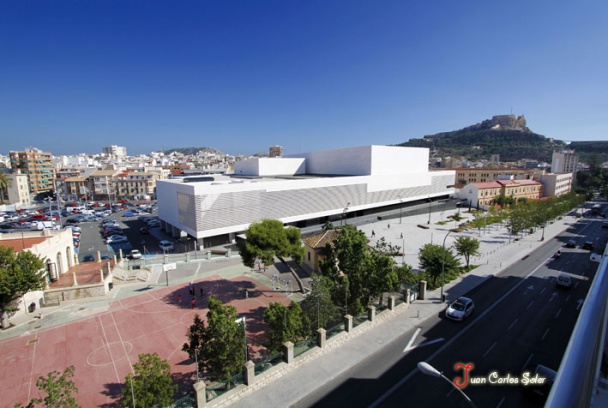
(399, 196, 403, 224)
(417, 362, 476, 407)
(342, 202, 350, 227)
(427, 197, 432, 224)
(440, 230, 453, 303)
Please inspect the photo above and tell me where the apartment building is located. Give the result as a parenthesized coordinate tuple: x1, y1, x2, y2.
(115, 170, 160, 199)
(552, 150, 578, 174)
(9, 148, 56, 196)
(5, 173, 31, 206)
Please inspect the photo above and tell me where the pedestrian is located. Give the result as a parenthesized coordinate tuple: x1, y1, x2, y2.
(178, 294, 182, 305)
(400, 232, 403, 239)
(388, 224, 390, 229)
(200, 286, 204, 297)
(191, 298, 196, 309)
(245, 290, 249, 300)
(189, 282, 194, 296)
(371, 230, 375, 237)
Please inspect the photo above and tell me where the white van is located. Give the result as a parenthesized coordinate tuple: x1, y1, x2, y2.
(556, 274, 573, 288)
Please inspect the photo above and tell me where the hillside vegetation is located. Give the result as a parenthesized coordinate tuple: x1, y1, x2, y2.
(397, 115, 568, 162)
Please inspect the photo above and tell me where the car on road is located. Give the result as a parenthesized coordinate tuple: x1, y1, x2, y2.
(566, 239, 577, 248)
(445, 297, 475, 321)
(129, 250, 142, 259)
(82, 254, 95, 262)
(100, 255, 113, 261)
(139, 227, 149, 234)
(582, 241, 595, 250)
(556, 273, 573, 288)
(159, 240, 174, 252)
(106, 235, 128, 244)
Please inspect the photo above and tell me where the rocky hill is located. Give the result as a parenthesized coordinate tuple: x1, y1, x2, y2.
(397, 115, 567, 162)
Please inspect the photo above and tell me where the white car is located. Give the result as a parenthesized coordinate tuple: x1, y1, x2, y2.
(106, 235, 128, 244)
(129, 250, 142, 259)
(159, 240, 174, 252)
(446, 297, 475, 321)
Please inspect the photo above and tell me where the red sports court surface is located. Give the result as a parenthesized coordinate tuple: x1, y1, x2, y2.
(0, 274, 291, 407)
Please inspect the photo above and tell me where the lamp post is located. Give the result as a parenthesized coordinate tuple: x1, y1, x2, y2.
(417, 362, 476, 407)
(427, 197, 432, 225)
(440, 230, 453, 303)
(399, 196, 403, 224)
(342, 202, 350, 227)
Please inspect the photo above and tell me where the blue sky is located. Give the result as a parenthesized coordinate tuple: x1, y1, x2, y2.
(1, 1, 606, 157)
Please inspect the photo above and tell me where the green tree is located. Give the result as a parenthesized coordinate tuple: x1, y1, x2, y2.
(182, 296, 245, 381)
(263, 301, 309, 353)
(418, 243, 461, 289)
(16, 365, 80, 408)
(453, 236, 481, 270)
(0, 246, 46, 328)
(239, 219, 305, 268)
(120, 353, 176, 408)
(301, 275, 341, 331)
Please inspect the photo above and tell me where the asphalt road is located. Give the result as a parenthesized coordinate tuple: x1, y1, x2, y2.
(299, 218, 607, 408)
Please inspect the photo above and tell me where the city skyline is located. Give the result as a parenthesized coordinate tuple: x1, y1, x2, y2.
(1, 1, 607, 157)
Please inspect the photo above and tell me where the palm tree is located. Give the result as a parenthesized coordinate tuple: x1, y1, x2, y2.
(0, 172, 11, 205)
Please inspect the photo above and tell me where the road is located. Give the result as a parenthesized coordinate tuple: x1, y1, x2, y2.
(299, 218, 607, 408)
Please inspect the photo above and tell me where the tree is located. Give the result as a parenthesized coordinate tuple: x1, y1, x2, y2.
(301, 275, 341, 332)
(263, 301, 309, 353)
(0, 171, 11, 204)
(0, 246, 47, 328)
(453, 236, 481, 270)
(239, 219, 305, 268)
(418, 244, 461, 289)
(182, 296, 245, 381)
(16, 365, 80, 408)
(120, 353, 176, 408)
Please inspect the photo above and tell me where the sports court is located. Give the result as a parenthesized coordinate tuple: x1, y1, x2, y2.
(0, 273, 291, 407)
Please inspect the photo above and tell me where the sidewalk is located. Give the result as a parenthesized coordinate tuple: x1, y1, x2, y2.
(222, 211, 580, 408)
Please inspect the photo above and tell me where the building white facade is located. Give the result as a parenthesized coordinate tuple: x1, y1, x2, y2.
(103, 145, 127, 158)
(156, 146, 455, 244)
(552, 150, 578, 174)
(537, 173, 573, 197)
(6, 173, 31, 206)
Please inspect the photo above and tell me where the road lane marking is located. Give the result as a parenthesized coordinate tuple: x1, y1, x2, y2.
(566, 294, 571, 301)
(526, 301, 535, 310)
(369, 260, 551, 408)
(403, 328, 421, 352)
(555, 308, 562, 319)
(507, 318, 518, 331)
(522, 354, 534, 372)
(540, 287, 546, 295)
(542, 328, 550, 341)
(577, 299, 584, 310)
(483, 341, 497, 357)
(496, 395, 506, 408)
(549, 292, 557, 302)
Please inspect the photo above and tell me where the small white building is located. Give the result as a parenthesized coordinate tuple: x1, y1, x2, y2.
(156, 145, 455, 246)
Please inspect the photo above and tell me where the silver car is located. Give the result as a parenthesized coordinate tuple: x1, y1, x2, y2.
(446, 297, 475, 321)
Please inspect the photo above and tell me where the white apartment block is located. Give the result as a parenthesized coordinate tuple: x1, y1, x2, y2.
(156, 146, 455, 246)
(552, 150, 578, 174)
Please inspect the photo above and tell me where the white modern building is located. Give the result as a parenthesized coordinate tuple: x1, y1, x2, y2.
(156, 146, 455, 246)
(552, 150, 578, 174)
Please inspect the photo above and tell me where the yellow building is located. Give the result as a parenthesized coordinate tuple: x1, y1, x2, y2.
(461, 179, 543, 208)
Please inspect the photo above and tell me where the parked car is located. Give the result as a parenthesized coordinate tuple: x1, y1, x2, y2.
(523, 364, 557, 403)
(123, 212, 138, 218)
(159, 240, 174, 252)
(445, 297, 475, 321)
(82, 254, 95, 262)
(566, 239, 577, 248)
(106, 235, 128, 244)
(129, 250, 142, 259)
(139, 227, 149, 234)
